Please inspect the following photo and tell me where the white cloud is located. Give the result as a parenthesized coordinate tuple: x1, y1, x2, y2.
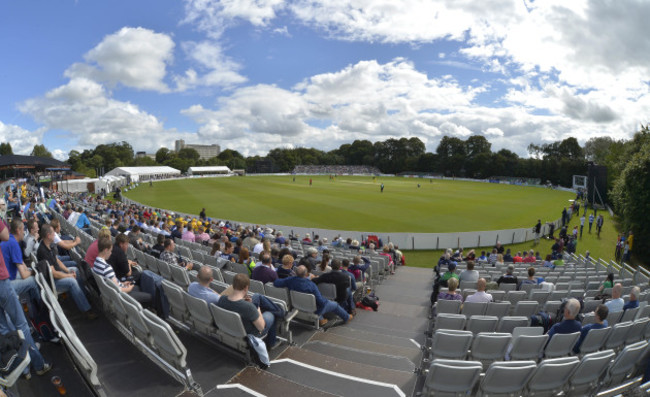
(0, 121, 43, 155)
(65, 27, 175, 92)
(183, 0, 285, 38)
(19, 78, 192, 152)
(174, 41, 247, 90)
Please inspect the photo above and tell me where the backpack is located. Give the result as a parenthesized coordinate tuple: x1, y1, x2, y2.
(361, 294, 379, 311)
(30, 301, 57, 342)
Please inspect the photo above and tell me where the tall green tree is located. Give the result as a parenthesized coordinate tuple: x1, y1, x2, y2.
(0, 142, 13, 155)
(30, 144, 53, 158)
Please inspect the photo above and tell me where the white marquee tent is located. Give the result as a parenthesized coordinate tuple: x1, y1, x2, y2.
(187, 166, 231, 175)
(104, 166, 180, 182)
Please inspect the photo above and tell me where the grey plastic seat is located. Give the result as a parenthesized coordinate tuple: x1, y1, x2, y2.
(499, 283, 517, 292)
(264, 284, 291, 309)
(317, 283, 337, 301)
(183, 291, 218, 335)
(489, 290, 506, 302)
(620, 306, 639, 323)
(582, 299, 600, 314)
(478, 360, 537, 396)
(211, 267, 224, 283)
(248, 279, 265, 295)
(526, 356, 580, 396)
(95, 273, 128, 324)
(513, 301, 539, 318)
(459, 280, 478, 291)
(462, 301, 487, 317)
(485, 302, 510, 318)
(161, 280, 189, 322)
(549, 290, 568, 301)
(519, 282, 538, 296)
(229, 262, 249, 275)
(568, 289, 585, 299)
(222, 270, 236, 285)
(566, 350, 615, 397)
(289, 290, 320, 328)
(626, 317, 650, 345)
(169, 264, 190, 289)
(497, 316, 529, 334)
(437, 299, 462, 314)
(157, 259, 172, 280)
(435, 313, 467, 331)
(424, 359, 482, 397)
(505, 291, 527, 306)
(544, 331, 580, 358)
(603, 340, 649, 387)
(466, 315, 499, 334)
(142, 309, 188, 369)
(604, 321, 632, 351)
(530, 291, 550, 305)
(145, 255, 159, 274)
(637, 304, 650, 319)
(470, 332, 512, 368)
(605, 310, 623, 326)
(120, 292, 154, 346)
(430, 330, 473, 360)
(576, 326, 610, 356)
(542, 300, 562, 315)
(210, 304, 250, 356)
(509, 334, 549, 360)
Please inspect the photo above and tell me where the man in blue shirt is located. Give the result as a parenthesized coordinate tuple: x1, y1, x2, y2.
(274, 265, 351, 327)
(0, 219, 41, 314)
(547, 298, 582, 342)
(75, 207, 91, 233)
(188, 266, 220, 306)
(574, 304, 608, 354)
(623, 287, 640, 311)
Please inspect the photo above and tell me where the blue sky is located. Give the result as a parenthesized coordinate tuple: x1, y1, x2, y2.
(1, 0, 648, 160)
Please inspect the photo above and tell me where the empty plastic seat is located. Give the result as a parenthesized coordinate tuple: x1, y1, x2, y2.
(248, 279, 265, 295)
(549, 290, 568, 301)
(526, 356, 580, 396)
(620, 307, 639, 323)
(497, 316, 529, 334)
(604, 321, 632, 351)
(169, 264, 190, 289)
(542, 301, 562, 315)
(544, 332, 580, 358)
(478, 360, 537, 396)
(470, 332, 512, 368)
(222, 270, 236, 285)
(499, 283, 517, 292)
(603, 340, 649, 388)
(424, 359, 483, 396)
(142, 309, 189, 370)
(505, 291, 527, 306)
(509, 334, 549, 361)
(582, 299, 601, 314)
(625, 317, 650, 345)
(264, 284, 291, 309)
(513, 301, 539, 318)
(566, 350, 615, 397)
(435, 313, 467, 331)
(430, 330, 473, 360)
(183, 291, 218, 335)
(530, 291, 550, 305)
(490, 290, 506, 302)
(466, 315, 499, 334)
(436, 299, 462, 314)
(462, 301, 487, 317)
(605, 310, 623, 326)
(576, 326, 610, 356)
(120, 292, 154, 346)
(161, 280, 189, 323)
(289, 290, 320, 328)
(485, 302, 510, 318)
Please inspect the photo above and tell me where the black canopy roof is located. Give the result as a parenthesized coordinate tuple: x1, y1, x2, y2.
(0, 154, 69, 169)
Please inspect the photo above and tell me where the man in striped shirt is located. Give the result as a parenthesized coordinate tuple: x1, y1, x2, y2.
(93, 237, 152, 305)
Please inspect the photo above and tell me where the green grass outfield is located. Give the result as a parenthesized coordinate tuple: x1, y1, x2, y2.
(126, 175, 573, 233)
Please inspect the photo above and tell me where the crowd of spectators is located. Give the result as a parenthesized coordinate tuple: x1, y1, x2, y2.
(292, 165, 381, 175)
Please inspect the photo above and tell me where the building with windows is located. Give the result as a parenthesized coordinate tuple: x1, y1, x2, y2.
(174, 140, 221, 160)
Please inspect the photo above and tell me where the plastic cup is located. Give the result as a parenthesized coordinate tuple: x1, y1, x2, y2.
(51, 376, 67, 395)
